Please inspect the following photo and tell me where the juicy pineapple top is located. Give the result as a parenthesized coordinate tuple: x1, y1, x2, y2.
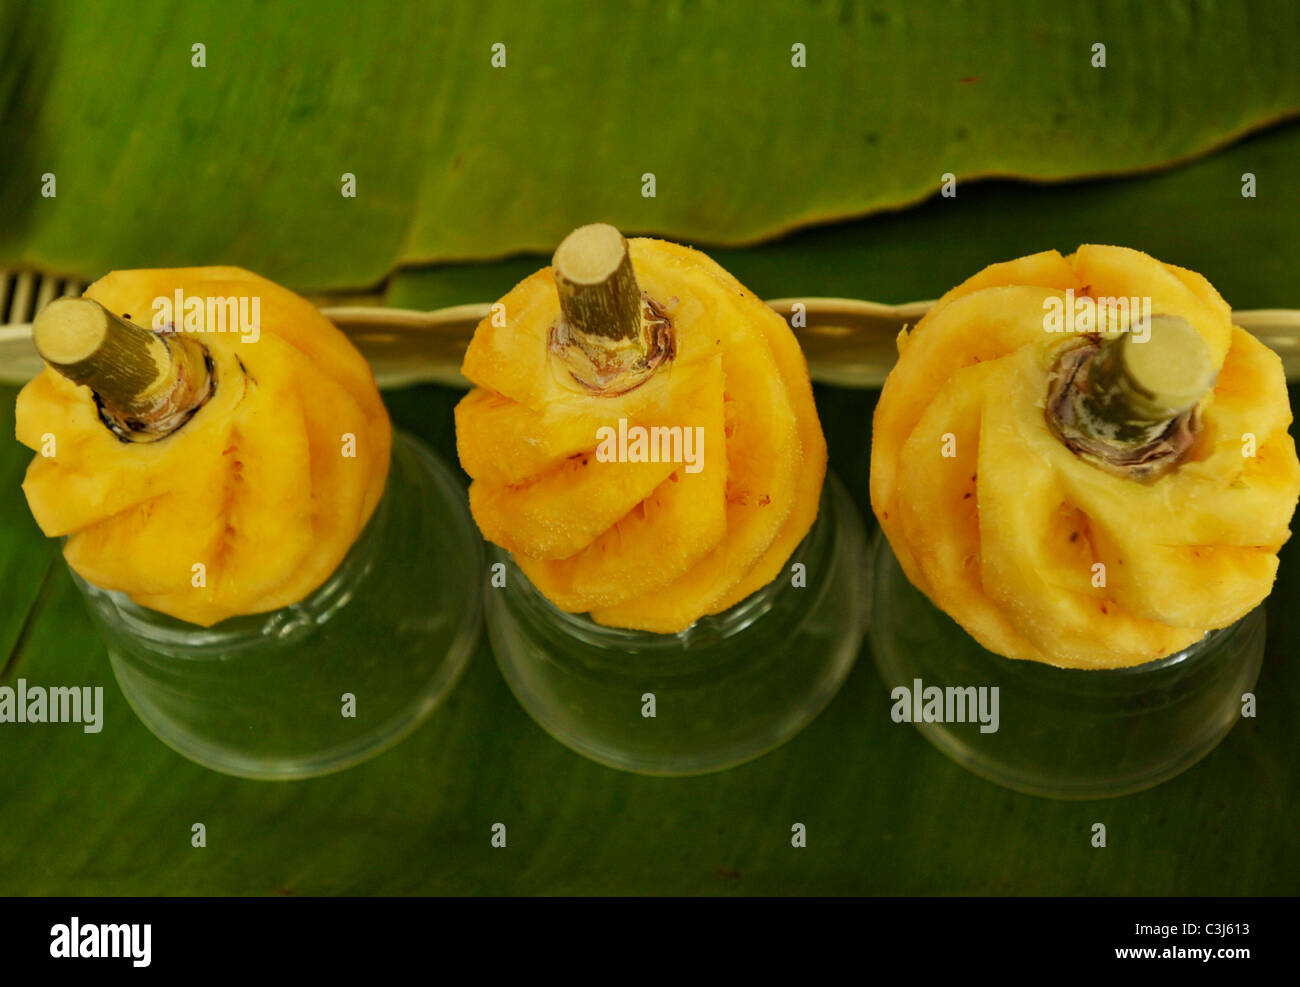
(455, 237, 826, 634)
(871, 245, 1300, 669)
(16, 267, 391, 627)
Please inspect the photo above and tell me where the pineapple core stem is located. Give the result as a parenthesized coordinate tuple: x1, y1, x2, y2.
(33, 297, 213, 442)
(1047, 315, 1216, 479)
(551, 223, 671, 394)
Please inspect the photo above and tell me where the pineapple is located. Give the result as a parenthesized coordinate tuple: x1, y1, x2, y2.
(871, 245, 1300, 669)
(455, 230, 826, 633)
(16, 267, 391, 627)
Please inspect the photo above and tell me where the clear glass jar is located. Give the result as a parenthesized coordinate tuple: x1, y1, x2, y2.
(72, 431, 484, 780)
(487, 471, 869, 775)
(869, 529, 1264, 799)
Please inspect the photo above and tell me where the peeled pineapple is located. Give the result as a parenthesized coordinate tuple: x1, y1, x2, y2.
(456, 233, 826, 633)
(871, 245, 1300, 669)
(16, 267, 391, 627)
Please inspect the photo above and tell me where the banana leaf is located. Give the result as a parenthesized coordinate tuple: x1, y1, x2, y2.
(1, 0, 1297, 290)
(386, 121, 1300, 312)
(3, 4, 1298, 894)
(2, 377, 1298, 894)
(5, 130, 1300, 890)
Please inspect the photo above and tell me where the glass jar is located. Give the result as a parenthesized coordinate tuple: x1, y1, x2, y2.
(869, 529, 1264, 799)
(487, 471, 869, 775)
(73, 431, 484, 779)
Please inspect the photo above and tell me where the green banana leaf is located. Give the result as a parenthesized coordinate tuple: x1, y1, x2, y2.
(4, 10, 1299, 893)
(386, 120, 1300, 313)
(2, 0, 1298, 290)
(2, 379, 1298, 895)
(5, 123, 1300, 891)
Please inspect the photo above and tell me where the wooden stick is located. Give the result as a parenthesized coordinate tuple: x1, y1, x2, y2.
(553, 223, 644, 345)
(551, 224, 671, 393)
(1072, 315, 1216, 445)
(1047, 315, 1216, 478)
(33, 297, 213, 439)
(34, 298, 173, 413)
